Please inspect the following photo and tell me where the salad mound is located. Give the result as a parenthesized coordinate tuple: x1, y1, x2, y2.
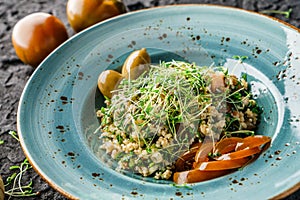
(96, 59, 269, 182)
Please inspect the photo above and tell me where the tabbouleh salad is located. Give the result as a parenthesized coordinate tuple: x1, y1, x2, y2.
(96, 60, 261, 180)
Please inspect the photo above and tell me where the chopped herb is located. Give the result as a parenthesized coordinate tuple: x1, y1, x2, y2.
(146, 147, 152, 154)
(208, 152, 222, 158)
(100, 107, 106, 113)
(116, 134, 123, 144)
(241, 73, 247, 81)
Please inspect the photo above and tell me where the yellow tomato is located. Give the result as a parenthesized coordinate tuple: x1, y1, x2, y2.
(66, 0, 126, 32)
(12, 12, 68, 68)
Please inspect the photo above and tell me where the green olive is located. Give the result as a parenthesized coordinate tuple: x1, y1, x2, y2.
(0, 175, 4, 200)
(98, 70, 123, 98)
(122, 48, 151, 79)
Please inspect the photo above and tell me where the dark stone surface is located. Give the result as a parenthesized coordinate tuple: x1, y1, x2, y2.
(0, 0, 299, 199)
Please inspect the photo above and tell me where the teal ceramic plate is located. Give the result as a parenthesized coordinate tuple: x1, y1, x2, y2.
(17, 5, 300, 200)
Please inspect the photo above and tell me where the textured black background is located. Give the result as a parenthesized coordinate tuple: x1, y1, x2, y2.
(1, 0, 300, 199)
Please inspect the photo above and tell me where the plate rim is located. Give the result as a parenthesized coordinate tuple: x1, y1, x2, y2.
(17, 4, 300, 200)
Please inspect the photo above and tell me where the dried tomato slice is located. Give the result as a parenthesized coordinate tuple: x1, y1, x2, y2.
(173, 135, 271, 184)
(193, 157, 250, 171)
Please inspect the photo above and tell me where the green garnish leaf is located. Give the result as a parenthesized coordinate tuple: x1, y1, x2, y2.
(146, 147, 152, 153)
(208, 152, 222, 158)
(241, 73, 247, 81)
(232, 55, 248, 63)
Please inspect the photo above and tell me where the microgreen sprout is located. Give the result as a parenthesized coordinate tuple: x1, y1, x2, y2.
(260, 8, 293, 19)
(232, 55, 248, 63)
(8, 130, 19, 141)
(4, 158, 39, 199)
(3, 131, 39, 199)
